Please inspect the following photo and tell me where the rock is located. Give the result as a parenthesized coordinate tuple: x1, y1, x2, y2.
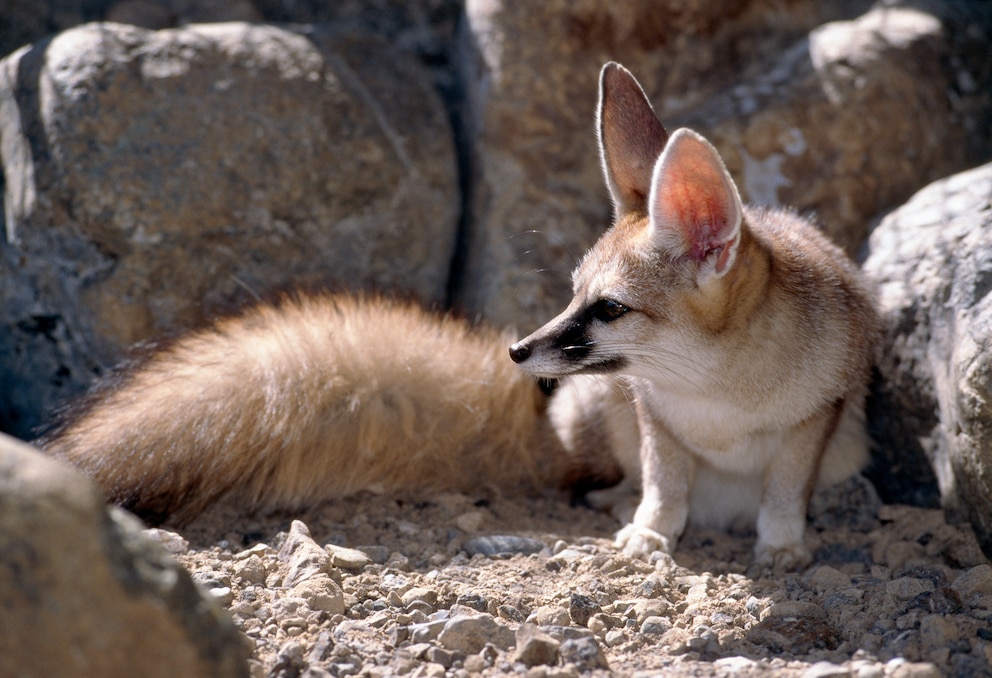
(747, 616, 839, 654)
(863, 162, 992, 556)
(455, 593, 490, 613)
(401, 587, 438, 609)
(289, 575, 345, 616)
(715, 656, 761, 673)
(269, 640, 307, 678)
(209, 586, 236, 606)
(144, 527, 190, 554)
(409, 620, 447, 644)
(463, 534, 546, 557)
(951, 564, 992, 601)
(510, 624, 560, 667)
(568, 592, 601, 627)
(0, 20, 458, 436)
(455, 0, 869, 328)
(918, 614, 959, 656)
(885, 577, 936, 602)
(762, 600, 828, 621)
(0, 433, 248, 677)
(802, 662, 851, 678)
(559, 636, 610, 671)
(640, 616, 672, 636)
(887, 660, 943, 678)
(279, 520, 332, 587)
(806, 565, 853, 592)
(454, 0, 992, 329)
(525, 605, 570, 627)
(686, 4, 992, 253)
(454, 509, 487, 533)
(324, 543, 373, 571)
(232, 555, 267, 586)
(436, 613, 515, 653)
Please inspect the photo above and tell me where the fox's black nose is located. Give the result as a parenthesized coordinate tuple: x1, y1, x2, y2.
(508, 342, 531, 364)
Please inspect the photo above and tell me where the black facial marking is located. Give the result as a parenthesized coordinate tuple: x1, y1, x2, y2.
(553, 299, 629, 368)
(555, 317, 594, 362)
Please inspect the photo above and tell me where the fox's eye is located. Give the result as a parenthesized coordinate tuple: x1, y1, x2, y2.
(592, 298, 629, 322)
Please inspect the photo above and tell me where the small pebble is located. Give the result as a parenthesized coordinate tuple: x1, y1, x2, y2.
(324, 543, 373, 571)
(885, 577, 935, 602)
(143, 528, 189, 554)
(951, 564, 992, 600)
(463, 535, 545, 557)
(437, 614, 514, 653)
(801, 661, 850, 678)
(559, 637, 609, 671)
(208, 586, 235, 606)
(639, 616, 671, 636)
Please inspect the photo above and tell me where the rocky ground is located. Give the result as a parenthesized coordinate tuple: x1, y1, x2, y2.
(153, 477, 992, 677)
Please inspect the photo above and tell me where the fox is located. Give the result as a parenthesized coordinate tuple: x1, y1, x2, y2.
(510, 62, 879, 569)
(40, 293, 598, 526)
(42, 62, 876, 571)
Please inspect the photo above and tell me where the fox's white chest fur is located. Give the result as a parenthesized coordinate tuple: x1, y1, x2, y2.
(512, 63, 877, 570)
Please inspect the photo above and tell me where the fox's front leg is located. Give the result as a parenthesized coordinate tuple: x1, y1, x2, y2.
(755, 405, 840, 570)
(615, 399, 693, 559)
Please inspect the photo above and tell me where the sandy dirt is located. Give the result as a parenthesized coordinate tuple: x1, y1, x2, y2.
(157, 476, 992, 677)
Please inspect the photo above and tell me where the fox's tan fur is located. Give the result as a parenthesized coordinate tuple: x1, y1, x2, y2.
(511, 63, 878, 568)
(42, 294, 577, 525)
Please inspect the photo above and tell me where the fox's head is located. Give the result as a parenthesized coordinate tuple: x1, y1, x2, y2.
(510, 62, 757, 388)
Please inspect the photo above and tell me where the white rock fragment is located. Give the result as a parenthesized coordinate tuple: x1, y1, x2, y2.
(324, 543, 373, 571)
(279, 520, 331, 587)
(142, 528, 189, 554)
(289, 575, 345, 616)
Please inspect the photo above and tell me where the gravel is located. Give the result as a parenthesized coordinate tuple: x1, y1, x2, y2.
(164, 478, 992, 677)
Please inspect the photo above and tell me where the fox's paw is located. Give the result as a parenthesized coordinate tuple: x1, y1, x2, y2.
(753, 541, 812, 573)
(616, 523, 674, 561)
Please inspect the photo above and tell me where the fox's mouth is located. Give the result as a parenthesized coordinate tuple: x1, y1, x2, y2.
(513, 355, 628, 379)
(581, 356, 628, 374)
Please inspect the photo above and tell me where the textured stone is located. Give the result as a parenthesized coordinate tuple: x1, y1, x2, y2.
(279, 520, 332, 587)
(951, 564, 992, 601)
(686, 5, 992, 252)
(747, 616, 839, 654)
(568, 592, 601, 627)
(559, 635, 610, 671)
(324, 543, 373, 571)
(289, 575, 345, 616)
(437, 613, 515, 653)
(863, 162, 992, 556)
(0, 20, 457, 436)
(0, 433, 248, 677)
(455, 0, 992, 329)
(510, 623, 560, 667)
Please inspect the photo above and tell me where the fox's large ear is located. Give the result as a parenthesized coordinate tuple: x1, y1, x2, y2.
(597, 62, 669, 217)
(648, 129, 742, 279)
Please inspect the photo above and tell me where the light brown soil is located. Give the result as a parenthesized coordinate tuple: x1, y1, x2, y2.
(162, 477, 992, 677)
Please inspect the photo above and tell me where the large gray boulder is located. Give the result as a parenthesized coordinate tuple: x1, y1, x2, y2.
(863, 162, 992, 558)
(455, 0, 992, 329)
(0, 432, 249, 677)
(0, 21, 457, 437)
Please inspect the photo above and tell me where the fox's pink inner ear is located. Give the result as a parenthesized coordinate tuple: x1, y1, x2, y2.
(648, 129, 742, 276)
